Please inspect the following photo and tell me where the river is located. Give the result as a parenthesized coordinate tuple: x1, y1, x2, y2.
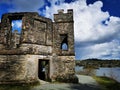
(75, 66, 120, 82)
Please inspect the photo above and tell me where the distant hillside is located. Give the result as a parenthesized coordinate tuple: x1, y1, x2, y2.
(76, 58, 120, 68)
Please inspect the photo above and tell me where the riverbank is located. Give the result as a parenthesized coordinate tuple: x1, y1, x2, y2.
(94, 76, 120, 90)
(75, 66, 120, 82)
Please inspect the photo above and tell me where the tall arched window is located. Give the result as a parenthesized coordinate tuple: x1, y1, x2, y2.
(60, 34, 68, 50)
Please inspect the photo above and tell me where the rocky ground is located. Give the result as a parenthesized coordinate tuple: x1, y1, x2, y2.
(31, 75, 102, 90)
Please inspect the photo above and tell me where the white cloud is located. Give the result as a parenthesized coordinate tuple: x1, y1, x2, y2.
(12, 20, 22, 31)
(78, 40, 120, 59)
(1, 0, 120, 59)
(12, 20, 22, 28)
(43, 0, 120, 59)
(0, 0, 45, 12)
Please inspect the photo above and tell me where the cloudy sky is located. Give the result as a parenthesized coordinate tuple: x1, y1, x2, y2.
(0, 0, 120, 60)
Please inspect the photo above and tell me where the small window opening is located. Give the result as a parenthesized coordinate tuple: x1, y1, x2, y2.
(12, 20, 22, 33)
(60, 34, 68, 50)
(11, 19, 22, 48)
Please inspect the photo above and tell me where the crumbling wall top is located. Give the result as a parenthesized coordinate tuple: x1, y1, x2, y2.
(1, 12, 38, 23)
(54, 9, 73, 22)
(67, 9, 73, 14)
(58, 9, 64, 14)
(2, 12, 38, 17)
(57, 9, 73, 14)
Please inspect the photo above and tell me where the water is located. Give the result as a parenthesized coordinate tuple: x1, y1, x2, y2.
(75, 66, 120, 82)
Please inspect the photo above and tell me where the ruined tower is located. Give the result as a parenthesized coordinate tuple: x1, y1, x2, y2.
(0, 9, 77, 84)
(52, 9, 76, 82)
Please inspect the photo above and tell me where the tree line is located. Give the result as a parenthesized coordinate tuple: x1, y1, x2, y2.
(76, 58, 120, 68)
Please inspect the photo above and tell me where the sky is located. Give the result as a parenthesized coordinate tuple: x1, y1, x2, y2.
(0, 0, 120, 60)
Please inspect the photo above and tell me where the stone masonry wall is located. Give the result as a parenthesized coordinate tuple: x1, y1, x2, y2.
(0, 55, 27, 84)
(0, 9, 77, 84)
(53, 9, 75, 56)
(52, 9, 77, 82)
(0, 55, 53, 84)
(21, 13, 53, 45)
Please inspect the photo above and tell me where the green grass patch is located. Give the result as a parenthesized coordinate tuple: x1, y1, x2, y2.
(0, 84, 31, 90)
(93, 76, 120, 90)
(0, 81, 40, 90)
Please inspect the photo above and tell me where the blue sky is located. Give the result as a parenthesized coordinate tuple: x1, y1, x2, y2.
(0, 0, 120, 60)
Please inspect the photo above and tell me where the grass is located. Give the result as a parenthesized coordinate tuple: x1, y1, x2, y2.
(0, 84, 31, 90)
(93, 76, 120, 90)
(0, 82, 40, 90)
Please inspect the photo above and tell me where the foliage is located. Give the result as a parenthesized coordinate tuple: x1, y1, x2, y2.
(0, 84, 31, 90)
(55, 74, 78, 83)
(76, 67, 96, 76)
(76, 59, 120, 67)
(93, 76, 120, 90)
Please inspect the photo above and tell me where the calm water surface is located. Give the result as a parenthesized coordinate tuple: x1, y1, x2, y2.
(75, 66, 120, 82)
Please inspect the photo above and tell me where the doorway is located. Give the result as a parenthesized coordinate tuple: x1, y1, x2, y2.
(38, 60, 50, 81)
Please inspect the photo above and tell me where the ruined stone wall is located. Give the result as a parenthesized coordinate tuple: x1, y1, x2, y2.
(52, 9, 76, 82)
(0, 55, 53, 84)
(0, 9, 76, 84)
(0, 12, 53, 52)
(0, 55, 28, 84)
(0, 12, 53, 84)
(21, 13, 53, 46)
(0, 22, 3, 48)
(53, 9, 74, 55)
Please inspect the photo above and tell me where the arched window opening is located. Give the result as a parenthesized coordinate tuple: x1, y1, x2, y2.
(60, 34, 68, 51)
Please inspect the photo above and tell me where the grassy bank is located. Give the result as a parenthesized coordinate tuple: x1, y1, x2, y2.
(0, 82, 40, 90)
(0, 85, 31, 90)
(93, 76, 120, 90)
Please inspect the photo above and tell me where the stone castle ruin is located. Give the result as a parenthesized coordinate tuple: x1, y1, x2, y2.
(0, 9, 77, 84)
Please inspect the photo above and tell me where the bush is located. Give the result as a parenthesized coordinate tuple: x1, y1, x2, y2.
(55, 74, 78, 83)
(76, 67, 96, 76)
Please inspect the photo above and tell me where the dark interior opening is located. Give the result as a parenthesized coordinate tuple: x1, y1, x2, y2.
(38, 60, 50, 81)
(60, 34, 68, 50)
